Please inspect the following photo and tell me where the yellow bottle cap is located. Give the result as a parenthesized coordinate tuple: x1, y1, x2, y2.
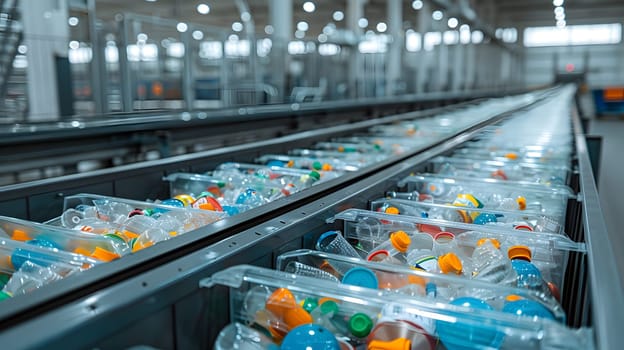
(516, 196, 527, 210)
(390, 231, 411, 253)
(508, 245, 532, 261)
(456, 209, 473, 223)
(384, 207, 400, 215)
(438, 253, 463, 274)
(266, 288, 297, 318)
(368, 337, 412, 350)
(91, 247, 121, 262)
(476, 238, 501, 249)
(173, 194, 195, 207)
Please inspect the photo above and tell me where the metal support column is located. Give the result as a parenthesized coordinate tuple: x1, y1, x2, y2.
(415, 2, 430, 93)
(117, 16, 133, 112)
(268, 0, 292, 103)
(386, 0, 402, 96)
(20, 0, 69, 121)
(181, 30, 194, 110)
(347, 0, 366, 98)
(87, 0, 106, 114)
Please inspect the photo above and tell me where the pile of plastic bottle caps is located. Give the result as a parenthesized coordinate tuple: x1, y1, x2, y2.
(205, 87, 594, 349)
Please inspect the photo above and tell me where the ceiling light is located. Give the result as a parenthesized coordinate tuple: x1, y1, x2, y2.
(303, 1, 315, 13)
(553, 0, 564, 6)
(68, 17, 79, 26)
(447, 17, 458, 28)
(297, 21, 309, 31)
(432, 11, 443, 21)
(232, 22, 243, 32)
(192, 30, 204, 40)
(197, 3, 210, 15)
(412, 0, 423, 10)
(333, 11, 344, 21)
(376, 22, 387, 32)
(176, 22, 188, 33)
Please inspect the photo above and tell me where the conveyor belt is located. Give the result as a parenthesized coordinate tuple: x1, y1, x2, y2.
(0, 86, 617, 350)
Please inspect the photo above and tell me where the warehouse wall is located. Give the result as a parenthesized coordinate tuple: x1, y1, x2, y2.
(524, 43, 624, 88)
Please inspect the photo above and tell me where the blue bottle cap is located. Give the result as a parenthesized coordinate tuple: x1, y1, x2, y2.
(267, 160, 285, 167)
(281, 324, 340, 350)
(222, 206, 240, 216)
(437, 297, 503, 350)
(342, 267, 378, 289)
(502, 299, 556, 320)
(473, 213, 498, 225)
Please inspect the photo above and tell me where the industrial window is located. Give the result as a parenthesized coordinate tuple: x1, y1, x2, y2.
(524, 23, 622, 47)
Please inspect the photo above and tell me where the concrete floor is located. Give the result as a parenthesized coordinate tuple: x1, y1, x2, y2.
(588, 118, 624, 273)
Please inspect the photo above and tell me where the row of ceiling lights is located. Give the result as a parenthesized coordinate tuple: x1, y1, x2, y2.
(553, 0, 566, 28)
(145, 1, 461, 40)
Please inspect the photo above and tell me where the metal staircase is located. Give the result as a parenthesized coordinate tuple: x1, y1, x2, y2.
(0, 0, 22, 107)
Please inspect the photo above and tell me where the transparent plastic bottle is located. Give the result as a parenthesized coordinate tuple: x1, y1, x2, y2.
(284, 261, 340, 282)
(508, 245, 548, 292)
(468, 238, 516, 285)
(214, 322, 278, 350)
(366, 230, 411, 264)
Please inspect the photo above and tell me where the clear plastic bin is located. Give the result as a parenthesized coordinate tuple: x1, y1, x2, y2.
(397, 174, 574, 216)
(276, 249, 565, 322)
(327, 208, 586, 296)
(373, 197, 566, 234)
(201, 265, 593, 350)
(0, 238, 99, 301)
(256, 154, 365, 172)
(1, 214, 128, 262)
(57, 194, 225, 252)
(428, 156, 571, 185)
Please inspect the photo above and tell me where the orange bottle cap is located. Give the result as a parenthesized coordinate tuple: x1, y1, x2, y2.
(123, 230, 140, 239)
(505, 152, 518, 160)
(73, 247, 92, 257)
(11, 229, 31, 242)
(368, 337, 411, 350)
(266, 288, 297, 318)
(508, 245, 532, 261)
(283, 306, 313, 329)
(390, 231, 411, 253)
(505, 294, 524, 302)
(516, 196, 527, 211)
(322, 163, 333, 171)
(476, 238, 501, 249)
(384, 207, 400, 215)
(438, 253, 463, 274)
(407, 273, 426, 287)
(91, 247, 121, 262)
(198, 202, 215, 211)
(132, 240, 154, 253)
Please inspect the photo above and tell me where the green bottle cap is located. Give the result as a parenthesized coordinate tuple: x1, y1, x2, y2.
(320, 300, 339, 315)
(309, 171, 321, 181)
(348, 312, 373, 338)
(302, 297, 319, 313)
(0, 273, 10, 288)
(312, 161, 322, 170)
(0, 291, 12, 301)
